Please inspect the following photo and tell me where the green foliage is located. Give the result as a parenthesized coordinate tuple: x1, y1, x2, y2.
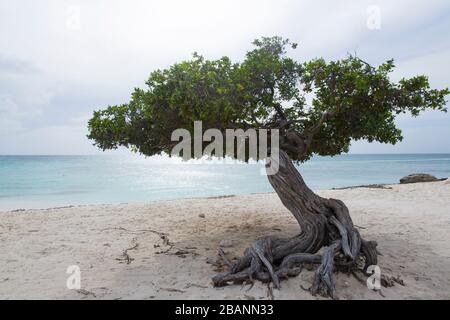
(88, 37, 449, 161)
(298, 57, 448, 159)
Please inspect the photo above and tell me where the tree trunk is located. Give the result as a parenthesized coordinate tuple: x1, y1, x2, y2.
(212, 150, 378, 298)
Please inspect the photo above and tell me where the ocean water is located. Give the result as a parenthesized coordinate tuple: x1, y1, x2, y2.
(0, 154, 449, 211)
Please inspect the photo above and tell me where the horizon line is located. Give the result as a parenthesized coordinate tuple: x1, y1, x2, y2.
(1, 153, 450, 156)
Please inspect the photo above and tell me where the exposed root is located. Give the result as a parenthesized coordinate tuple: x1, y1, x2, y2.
(251, 238, 279, 288)
(218, 248, 234, 268)
(360, 239, 378, 272)
(212, 231, 378, 298)
(266, 283, 274, 300)
(311, 241, 341, 298)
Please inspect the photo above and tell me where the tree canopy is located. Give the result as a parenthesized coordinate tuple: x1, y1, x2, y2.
(88, 36, 449, 162)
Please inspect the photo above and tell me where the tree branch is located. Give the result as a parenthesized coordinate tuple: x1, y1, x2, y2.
(273, 103, 287, 120)
(280, 108, 339, 158)
(302, 107, 341, 153)
(268, 86, 287, 121)
(305, 111, 332, 144)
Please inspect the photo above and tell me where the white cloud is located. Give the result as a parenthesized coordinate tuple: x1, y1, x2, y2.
(0, 97, 23, 133)
(0, 96, 43, 135)
(0, 123, 94, 155)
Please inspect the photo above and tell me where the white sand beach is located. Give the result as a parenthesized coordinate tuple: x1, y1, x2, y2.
(1, 180, 449, 300)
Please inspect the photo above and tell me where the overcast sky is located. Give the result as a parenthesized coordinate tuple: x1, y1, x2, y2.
(0, 0, 449, 155)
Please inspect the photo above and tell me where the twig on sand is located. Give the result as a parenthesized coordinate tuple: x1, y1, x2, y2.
(105, 226, 197, 260)
(184, 283, 209, 289)
(102, 226, 167, 237)
(170, 249, 199, 257)
(153, 234, 174, 254)
(160, 287, 186, 293)
(154, 234, 198, 258)
(381, 274, 405, 287)
(76, 289, 96, 297)
(332, 184, 392, 190)
(106, 226, 197, 259)
(116, 238, 139, 264)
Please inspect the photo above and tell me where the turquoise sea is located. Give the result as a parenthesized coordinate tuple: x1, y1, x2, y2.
(1, 154, 449, 211)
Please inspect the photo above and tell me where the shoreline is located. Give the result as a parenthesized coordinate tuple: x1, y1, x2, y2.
(2, 178, 448, 213)
(1, 179, 449, 299)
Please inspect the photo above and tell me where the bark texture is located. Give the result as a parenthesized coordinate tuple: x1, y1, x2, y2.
(212, 150, 378, 298)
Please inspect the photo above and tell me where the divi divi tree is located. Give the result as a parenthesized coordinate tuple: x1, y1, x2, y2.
(88, 37, 448, 297)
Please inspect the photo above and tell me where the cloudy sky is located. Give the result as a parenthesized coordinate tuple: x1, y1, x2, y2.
(0, 0, 449, 155)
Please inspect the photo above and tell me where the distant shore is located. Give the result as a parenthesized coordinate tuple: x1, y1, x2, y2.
(1, 177, 448, 213)
(1, 179, 450, 299)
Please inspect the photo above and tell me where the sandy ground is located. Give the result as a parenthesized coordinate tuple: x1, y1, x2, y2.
(1, 180, 450, 300)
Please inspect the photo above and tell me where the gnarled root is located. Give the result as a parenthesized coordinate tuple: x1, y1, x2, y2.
(212, 228, 378, 299)
(310, 241, 341, 297)
(212, 236, 319, 287)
